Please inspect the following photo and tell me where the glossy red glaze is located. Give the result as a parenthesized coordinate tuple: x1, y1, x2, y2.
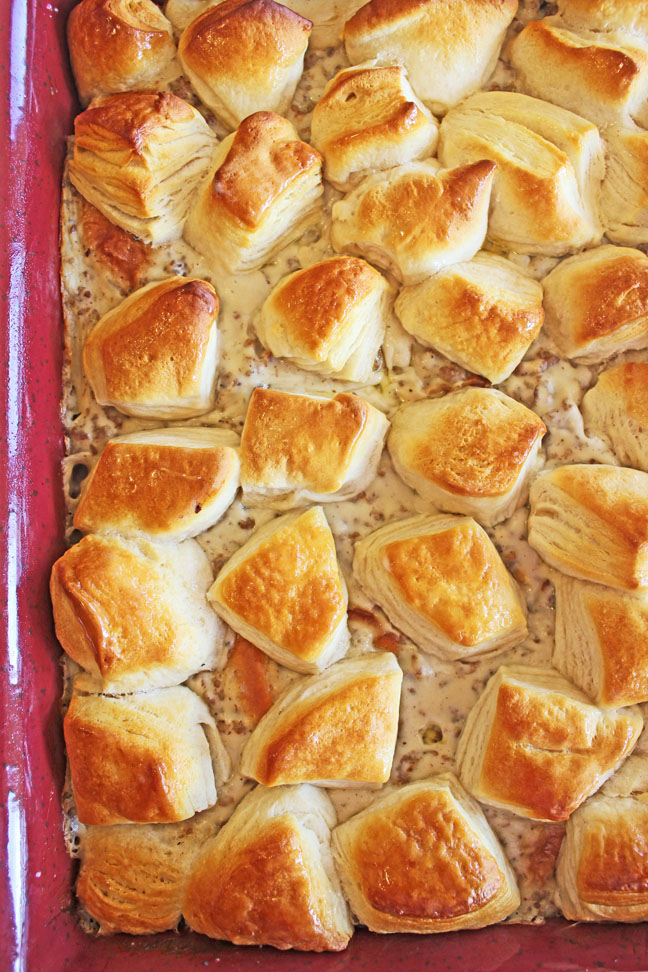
(2, 2, 648, 970)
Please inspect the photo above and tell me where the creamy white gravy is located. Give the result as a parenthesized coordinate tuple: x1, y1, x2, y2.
(60, 0, 648, 926)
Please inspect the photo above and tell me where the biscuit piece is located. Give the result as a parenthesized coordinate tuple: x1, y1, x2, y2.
(64, 686, 230, 825)
(240, 388, 389, 510)
(177, 0, 311, 130)
(67, 0, 177, 105)
(256, 256, 390, 383)
(76, 817, 201, 934)
(394, 252, 544, 384)
(601, 125, 648, 245)
(542, 245, 648, 362)
(68, 92, 216, 244)
(332, 774, 520, 933)
(311, 62, 438, 191)
(556, 755, 648, 921)
(528, 464, 648, 591)
(183, 784, 353, 950)
(510, 21, 648, 129)
(168, 0, 365, 46)
(554, 575, 648, 708)
(331, 159, 495, 285)
(73, 427, 240, 541)
(239, 654, 402, 787)
(166, 0, 215, 30)
(556, 0, 648, 42)
(208, 507, 349, 674)
(184, 112, 323, 273)
(353, 514, 527, 661)
(50, 534, 224, 694)
(439, 91, 604, 256)
(388, 388, 546, 527)
(342, 0, 518, 116)
(82, 276, 219, 420)
(456, 666, 642, 821)
(582, 363, 648, 470)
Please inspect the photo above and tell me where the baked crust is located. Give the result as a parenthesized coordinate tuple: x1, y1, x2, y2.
(67, 0, 176, 105)
(510, 20, 648, 128)
(554, 575, 648, 707)
(178, 0, 312, 129)
(73, 428, 240, 541)
(311, 62, 438, 191)
(388, 388, 546, 526)
(184, 112, 323, 273)
(394, 251, 544, 383)
(542, 245, 648, 362)
(239, 653, 403, 787)
(342, 0, 518, 115)
(582, 362, 648, 470)
(256, 255, 390, 382)
(456, 666, 642, 821)
(332, 775, 520, 933)
(50, 534, 223, 694)
(208, 507, 350, 673)
(76, 818, 200, 934)
(183, 785, 353, 950)
(529, 463, 648, 591)
(556, 755, 648, 921)
(64, 687, 230, 825)
(601, 125, 648, 245)
(353, 514, 527, 661)
(331, 159, 495, 284)
(82, 276, 220, 419)
(439, 91, 604, 255)
(556, 0, 648, 41)
(68, 92, 216, 244)
(240, 388, 389, 508)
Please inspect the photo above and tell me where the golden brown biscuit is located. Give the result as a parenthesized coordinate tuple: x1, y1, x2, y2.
(542, 245, 648, 362)
(331, 159, 495, 285)
(73, 427, 240, 541)
(556, 0, 648, 42)
(394, 252, 544, 384)
(388, 388, 546, 527)
(353, 514, 527, 661)
(239, 654, 402, 787)
(79, 198, 151, 291)
(332, 774, 520, 933)
(168, 0, 365, 46)
(528, 464, 648, 591)
(208, 507, 349, 674)
(76, 817, 201, 934)
(67, 0, 177, 105)
(456, 666, 642, 821)
(82, 276, 220, 420)
(311, 62, 438, 191)
(183, 784, 353, 950)
(239, 388, 389, 509)
(439, 91, 604, 255)
(556, 755, 648, 921)
(554, 575, 648, 708)
(178, 0, 311, 130)
(68, 92, 216, 244)
(342, 0, 518, 115)
(64, 687, 230, 825)
(50, 534, 223, 694)
(256, 256, 390, 383)
(510, 20, 648, 128)
(601, 125, 648, 244)
(184, 112, 323, 273)
(582, 362, 648, 469)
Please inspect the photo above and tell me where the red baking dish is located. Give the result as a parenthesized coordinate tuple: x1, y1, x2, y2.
(2, 2, 648, 969)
